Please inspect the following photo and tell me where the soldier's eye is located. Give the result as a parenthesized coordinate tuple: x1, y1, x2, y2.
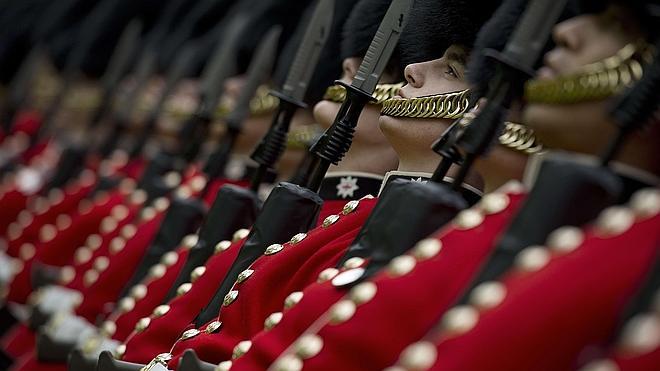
(445, 66, 458, 78)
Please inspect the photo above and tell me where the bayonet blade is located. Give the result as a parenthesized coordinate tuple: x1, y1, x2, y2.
(352, 0, 413, 93)
(226, 26, 282, 127)
(199, 15, 250, 117)
(100, 19, 142, 91)
(281, 0, 335, 102)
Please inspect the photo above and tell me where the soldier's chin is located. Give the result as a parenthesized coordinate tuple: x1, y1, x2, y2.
(522, 101, 615, 156)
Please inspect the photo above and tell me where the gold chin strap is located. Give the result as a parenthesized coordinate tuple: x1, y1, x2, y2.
(380, 89, 471, 119)
(498, 122, 544, 155)
(524, 42, 654, 104)
(286, 123, 324, 149)
(323, 83, 405, 104)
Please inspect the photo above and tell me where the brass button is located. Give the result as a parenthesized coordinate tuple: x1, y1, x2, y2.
(109, 237, 126, 254)
(233, 228, 250, 242)
(412, 239, 442, 260)
(453, 209, 484, 230)
(177, 283, 192, 296)
(180, 328, 201, 341)
(142, 207, 156, 221)
(236, 269, 254, 284)
(223, 290, 239, 306)
(121, 225, 137, 239)
(317, 268, 339, 283)
(284, 292, 304, 309)
(149, 264, 167, 279)
(331, 268, 365, 287)
(111, 205, 129, 220)
(295, 334, 323, 359)
(59, 266, 75, 285)
(595, 206, 635, 237)
(118, 297, 136, 312)
(86, 234, 103, 250)
(349, 282, 377, 305)
(264, 312, 283, 330)
(580, 360, 621, 371)
(93, 256, 110, 272)
(130, 190, 147, 205)
(500, 180, 525, 195)
(154, 352, 173, 363)
(619, 313, 660, 355)
(630, 188, 660, 218)
(265, 244, 284, 255)
(153, 305, 170, 318)
(329, 300, 356, 324)
(479, 193, 510, 215)
(272, 355, 303, 371)
(161, 251, 179, 266)
(100, 217, 118, 234)
(441, 305, 479, 335)
(232, 340, 252, 359)
(83, 270, 99, 287)
(515, 246, 550, 272)
(399, 341, 437, 371)
(216, 361, 233, 371)
(101, 321, 116, 337)
(55, 214, 72, 230)
(343, 257, 365, 269)
(341, 200, 360, 215)
(135, 317, 151, 332)
(130, 284, 148, 300)
(154, 197, 170, 212)
(546, 226, 584, 254)
(183, 234, 199, 248)
(39, 224, 57, 242)
(191, 266, 206, 282)
(322, 214, 340, 228)
(75, 247, 92, 264)
(469, 281, 507, 310)
(215, 240, 232, 253)
(205, 320, 222, 334)
(114, 344, 127, 359)
(387, 255, 416, 277)
(289, 233, 307, 245)
(19, 243, 35, 260)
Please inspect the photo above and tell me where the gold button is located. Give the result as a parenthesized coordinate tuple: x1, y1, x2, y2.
(180, 328, 201, 341)
(479, 193, 509, 215)
(595, 206, 635, 237)
(83, 270, 99, 287)
(322, 214, 340, 228)
(499, 180, 525, 195)
(142, 207, 156, 221)
(153, 305, 170, 317)
(75, 247, 92, 264)
(619, 313, 660, 355)
(93, 256, 110, 272)
(177, 283, 192, 296)
(331, 268, 365, 287)
(349, 282, 377, 305)
(114, 344, 127, 359)
(161, 251, 179, 266)
(387, 255, 416, 277)
(233, 228, 250, 242)
(55, 214, 72, 230)
(100, 217, 118, 234)
(272, 355, 303, 371)
(329, 300, 356, 324)
(265, 244, 284, 255)
(343, 257, 365, 269)
(110, 237, 126, 255)
(154, 352, 173, 363)
(7, 223, 22, 240)
(154, 197, 170, 212)
(191, 266, 206, 282)
(295, 334, 323, 359)
(216, 361, 232, 371)
(236, 269, 254, 284)
(223, 290, 239, 306)
(49, 189, 64, 204)
(441, 306, 479, 335)
(399, 341, 437, 370)
(284, 292, 304, 309)
(630, 188, 660, 218)
(215, 240, 232, 253)
(580, 359, 620, 371)
(289, 233, 307, 245)
(264, 312, 283, 330)
(101, 321, 116, 337)
(469, 281, 507, 310)
(78, 200, 93, 215)
(135, 317, 151, 332)
(453, 209, 484, 230)
(59, 266, 75, 285)
(111, 205, 129, 220)
(232, 340, 252, 359)
(130, 284, 148, 300)
(412, 239, 442, 260)
(17, 210, 33, 227)
(205, 320, 222, 334)
(86, 234, 103, 250)
(119, 297, 136, 312)
(19, 243, 35, 260)
(515, 246, 550, 272)
(546, 226, 584, 254)
(130, 190, 147, 205)
(40, 224, 57, 242)
(190, 175, 207, 193)
(341, 200, 360, 215)
(149, 264, 167, 279)
(163, 172, 181, 189)
(121, 225, 137, 239)
(183, 234, 199, 248)
(317, 268, 339, 283)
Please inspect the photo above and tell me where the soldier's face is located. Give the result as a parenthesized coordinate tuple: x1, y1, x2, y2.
(313, 57, 394, 147)
(522, 11, 638, 155)
(379, 45, 470, 173)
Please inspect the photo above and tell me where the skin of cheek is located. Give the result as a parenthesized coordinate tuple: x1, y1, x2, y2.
(232, 114, 272, 155)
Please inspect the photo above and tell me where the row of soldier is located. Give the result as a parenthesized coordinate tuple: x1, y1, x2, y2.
(0, 0, 658, 370)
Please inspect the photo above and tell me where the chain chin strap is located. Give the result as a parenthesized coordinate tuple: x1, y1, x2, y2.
(380, 89, 471, 119)
(323, 82, 405, 104)
(499, 122, 544, 155)
(525, 42, 654, 104)
(286, 123, 324, 149)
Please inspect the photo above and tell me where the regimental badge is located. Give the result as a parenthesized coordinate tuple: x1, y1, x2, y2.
(336, 176, 360, 199)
